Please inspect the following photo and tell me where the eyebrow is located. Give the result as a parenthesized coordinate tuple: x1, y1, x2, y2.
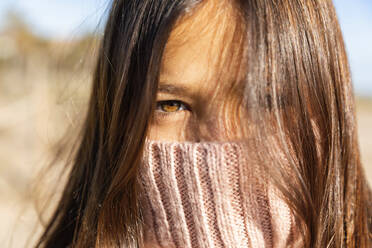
(157, 83, 193, 96)
(157, 79, 247, 97)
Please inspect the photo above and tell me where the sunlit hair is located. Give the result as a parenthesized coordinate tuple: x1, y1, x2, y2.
(36, 0, 371, 247)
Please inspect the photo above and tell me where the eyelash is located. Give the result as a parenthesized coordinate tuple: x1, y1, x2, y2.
(155, 100, 190, 116)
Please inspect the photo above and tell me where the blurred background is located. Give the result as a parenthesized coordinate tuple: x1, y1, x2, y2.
(0, 0, 371, 247)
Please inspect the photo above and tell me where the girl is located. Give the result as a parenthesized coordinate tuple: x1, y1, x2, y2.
(36, 0, 371, 247)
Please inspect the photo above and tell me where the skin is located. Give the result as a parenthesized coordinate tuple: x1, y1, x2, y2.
(148, 0, 247, 142)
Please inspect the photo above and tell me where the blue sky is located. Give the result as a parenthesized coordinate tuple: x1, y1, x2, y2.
(0, 0, 110, 38)
(0, 0, 371, 96)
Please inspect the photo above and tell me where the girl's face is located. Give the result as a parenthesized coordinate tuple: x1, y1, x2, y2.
(148, 0, 247, 142)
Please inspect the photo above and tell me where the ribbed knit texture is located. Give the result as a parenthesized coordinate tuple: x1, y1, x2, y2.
(138, 140, 303, 248)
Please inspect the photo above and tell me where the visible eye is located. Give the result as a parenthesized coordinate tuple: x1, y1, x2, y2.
(156, 100, 189, 113)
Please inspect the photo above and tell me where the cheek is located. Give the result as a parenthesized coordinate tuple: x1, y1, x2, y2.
(148, 114, 192, 141)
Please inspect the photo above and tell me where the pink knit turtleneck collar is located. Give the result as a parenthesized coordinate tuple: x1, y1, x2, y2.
(138, 140, 303, 248)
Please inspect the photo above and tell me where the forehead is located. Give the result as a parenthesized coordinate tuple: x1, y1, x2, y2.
(159, 0, 246, 95)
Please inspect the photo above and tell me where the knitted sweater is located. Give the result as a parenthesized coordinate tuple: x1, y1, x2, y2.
(138, 140, 303, 248)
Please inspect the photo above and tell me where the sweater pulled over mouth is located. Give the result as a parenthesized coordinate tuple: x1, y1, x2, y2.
(138, 140, 303, 248)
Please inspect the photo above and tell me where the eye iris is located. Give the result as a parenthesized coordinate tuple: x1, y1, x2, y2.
(161, 101, 180, 112)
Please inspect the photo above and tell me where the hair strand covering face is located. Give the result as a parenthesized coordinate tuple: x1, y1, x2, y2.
(36, 0, 371, 247)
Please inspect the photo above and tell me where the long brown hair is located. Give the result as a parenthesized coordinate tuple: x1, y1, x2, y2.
(36, 0, 371, 247)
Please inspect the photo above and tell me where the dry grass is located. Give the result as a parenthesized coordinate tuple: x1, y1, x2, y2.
(0, 24, 95, 246)
(356, 97, 372, 186)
